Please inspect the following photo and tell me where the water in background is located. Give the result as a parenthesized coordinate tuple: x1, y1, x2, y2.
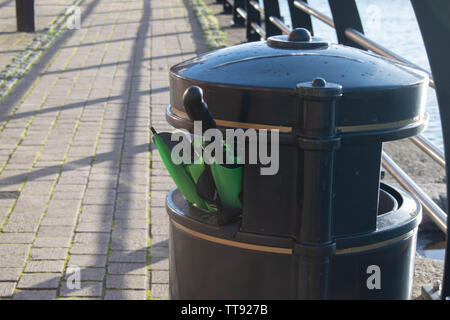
(270, 0, 444, 150)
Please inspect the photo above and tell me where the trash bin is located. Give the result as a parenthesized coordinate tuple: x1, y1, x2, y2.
(164, 28, 429, 299)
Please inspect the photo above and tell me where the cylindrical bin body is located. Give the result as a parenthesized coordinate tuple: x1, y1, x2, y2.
(167, 183, 420, 299)
(164, 29, 428, 299)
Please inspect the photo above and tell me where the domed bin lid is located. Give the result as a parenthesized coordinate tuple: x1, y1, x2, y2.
(168, 29, 429, 140)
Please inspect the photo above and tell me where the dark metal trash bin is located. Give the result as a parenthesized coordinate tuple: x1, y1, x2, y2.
(165, 28, 429, 299)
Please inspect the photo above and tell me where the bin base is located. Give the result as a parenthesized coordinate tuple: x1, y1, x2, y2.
(166, 183, 421, 299)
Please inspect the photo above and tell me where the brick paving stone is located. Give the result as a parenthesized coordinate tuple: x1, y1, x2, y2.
(13, 290, 57, 300)
(78, 214, 113, 224)
(17, 273, 60, 289)
(150, 215, 169, 226)
(76, 222, 112, 233)
(20, 182, 54, 195)
(33, 237, 72, 248)
(116, 200, 147, 210)
(150, 246, 168, 258)
(111, 239, 147, 251)
(57, 176, 89, 185)
(109, 250, 147, 263)
(87, 180, 118, 189)
(46, 200, 82, 215)
(64, 267, 105, 282)
(24, 260, 66, 273)
(0, 268, 23, 282)
(74, 232, 110, 244)
(149, 235, 169, 248)
(0, 282, 16, 298)
(80, 205, 114, 216)
(150, 257, 169, 271)
(114, 210, 148, 220)
(150, 284, 169, 299)
(67, 254, 107, 268)
(59, 281, 103, 297)
(106, 275, 147, 290)
(40, 217, 78, 226)
(29, 248, 68, 260)
(52, 184, 86, 195)
(151, 270, 169, 284)
(82, 194, 116, 205)
(0, 255, 27, 268)
(114, 219, 149, 229)
(107, 262, 147, 275)
(150, 224, 168, 236)
(111, 228, 148, 240)
(104, 290, 146, 300)
(7, 212, 43, 222)
(51, 191, 85, 200)
(2, 221, 40, 233)
(0, 233, 35, 244)
(37, 226, 74, 237)
(70, 243, 109, 255)
(0, 244, 30, 255)
(13, 196, 49, 213)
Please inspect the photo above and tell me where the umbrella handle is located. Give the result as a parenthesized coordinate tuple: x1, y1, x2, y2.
(183, 86, 216, 133)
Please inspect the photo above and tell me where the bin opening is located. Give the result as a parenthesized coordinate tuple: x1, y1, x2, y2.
(378, 183, 401, 216)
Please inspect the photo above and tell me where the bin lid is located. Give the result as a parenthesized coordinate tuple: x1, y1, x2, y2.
(169, 28, 428, 138)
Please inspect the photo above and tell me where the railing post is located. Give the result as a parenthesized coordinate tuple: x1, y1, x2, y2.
(287, 0, 313, 34)
(411, 0, 450, 300)
(233, 0, 246, 26)
(246, 0, 261, 41)
(223, 0, 233, 14)
(16, 0, 35, 32)
(263, 0, 282, 37)
(328, 0, 365, 49)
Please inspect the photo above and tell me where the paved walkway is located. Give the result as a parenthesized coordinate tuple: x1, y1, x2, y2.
(0, 0, 204, 299)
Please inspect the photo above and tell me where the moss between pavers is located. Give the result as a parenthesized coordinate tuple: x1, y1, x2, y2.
(187, 0, 228, 50)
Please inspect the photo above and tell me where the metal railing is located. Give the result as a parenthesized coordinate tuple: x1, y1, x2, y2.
(214, 0, 448, 234)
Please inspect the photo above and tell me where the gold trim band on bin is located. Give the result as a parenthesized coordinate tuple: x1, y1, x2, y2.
(336, 116, 422, 133)
(171, 219, 416, 255)
(335, 230, 416, 255)
(170, 107, 293, 133)
(171, 219, 293, 254)
(170, 106, 423, 134)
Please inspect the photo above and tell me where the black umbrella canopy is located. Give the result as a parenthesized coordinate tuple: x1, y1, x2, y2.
(169, 29, 429, 138)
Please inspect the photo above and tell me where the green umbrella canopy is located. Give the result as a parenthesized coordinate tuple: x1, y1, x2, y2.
(151, 127, 208, 210)
(211, 161, 243, 209)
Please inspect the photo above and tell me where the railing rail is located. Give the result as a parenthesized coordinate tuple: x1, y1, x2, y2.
(382, 152, 447, 232)
(215, 0, 447, 236)
(411, 135, 445, 169)
(293, 0, 334, 27)
(268, 16, 290, 34)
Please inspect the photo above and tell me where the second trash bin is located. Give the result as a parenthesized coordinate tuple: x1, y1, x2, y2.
(164, 28, 428, 299)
